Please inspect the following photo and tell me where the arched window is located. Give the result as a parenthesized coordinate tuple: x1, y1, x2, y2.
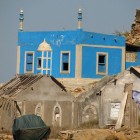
(52, 103, 62, 127)
(16, 101, 22, 117)
(37, 39, 52, 75)
(82, 105, 97, 123)
(35, 103, 42, 117)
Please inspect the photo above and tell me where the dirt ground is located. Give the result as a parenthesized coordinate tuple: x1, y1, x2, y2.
(1, 127, 140, 140)
(54, 127, 140, 140)
(0, 133, 13, 140)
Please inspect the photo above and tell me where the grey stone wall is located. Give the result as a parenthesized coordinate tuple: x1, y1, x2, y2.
(23, 100, 78, 129)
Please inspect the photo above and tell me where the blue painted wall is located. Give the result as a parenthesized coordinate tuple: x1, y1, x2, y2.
(18, 29, 125, 79)
(80, 31, 125, 46)
(18, 30, 125, 48)
(82, 46, 122, 78)
(18, 31, 77, 78)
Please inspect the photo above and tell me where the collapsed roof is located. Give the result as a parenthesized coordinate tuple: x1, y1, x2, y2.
(0, 74, 74, 102)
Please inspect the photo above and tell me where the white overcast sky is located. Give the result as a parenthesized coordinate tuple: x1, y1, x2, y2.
(0, 0, 139, 83)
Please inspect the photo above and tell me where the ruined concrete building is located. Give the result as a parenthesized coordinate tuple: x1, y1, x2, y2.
(127, 9, 140, 45)
(0, 75, 78, 132)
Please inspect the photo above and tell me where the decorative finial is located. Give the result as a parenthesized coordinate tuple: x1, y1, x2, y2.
(78, 9, 82, 18)
(78, 8, 82, 29)
(44, 38, 46, 42)
(19, 8, 24, 31)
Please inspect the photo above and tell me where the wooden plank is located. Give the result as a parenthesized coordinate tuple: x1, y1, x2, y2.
(115, 91, 128, 130)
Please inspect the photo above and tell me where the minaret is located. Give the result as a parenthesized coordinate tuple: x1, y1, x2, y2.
(77, 8, 82, 29)
(19, 9, 24, 31)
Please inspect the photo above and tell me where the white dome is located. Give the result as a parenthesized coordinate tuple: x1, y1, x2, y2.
(78, 8, 82, 13)
(38, 39, 51, 51)
(20, 9, 24, 14)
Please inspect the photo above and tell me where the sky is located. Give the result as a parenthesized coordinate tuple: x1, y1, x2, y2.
(0, 0, 139, 83)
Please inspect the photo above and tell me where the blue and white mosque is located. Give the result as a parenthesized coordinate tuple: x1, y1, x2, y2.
(16, 9, 140, 82)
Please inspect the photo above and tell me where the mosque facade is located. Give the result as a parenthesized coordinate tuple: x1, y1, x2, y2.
(16, 9, 126, 81)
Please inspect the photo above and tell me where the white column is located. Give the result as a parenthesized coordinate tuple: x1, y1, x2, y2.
(75, 45, 82, 78)
(16, 46, 20, 74)
(41, 51, 44, 74)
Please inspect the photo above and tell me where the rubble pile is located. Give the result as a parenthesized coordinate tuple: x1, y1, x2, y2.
(51, 127, 140, 140)
(59, 78, 97, 97)
(126, 9, 140, 45)
(0, 133, 13, 140)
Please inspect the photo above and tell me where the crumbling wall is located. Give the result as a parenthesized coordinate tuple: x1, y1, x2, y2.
(78, 95, 99, 127)
(127, 9, 140, 45)
(0, 98, 17, 133)
(23, 100, 79, 129)
(100, 70, 137, 127)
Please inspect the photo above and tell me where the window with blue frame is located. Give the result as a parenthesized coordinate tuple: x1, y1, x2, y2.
(97, 53, 108, 75)
(61, 52, 70, 73)
(25, 52, 34, 72)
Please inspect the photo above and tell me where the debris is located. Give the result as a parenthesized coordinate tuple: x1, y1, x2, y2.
(0, 133, 13, 140)
(126, 10, 140, 45)
(58, 130, 80, 140)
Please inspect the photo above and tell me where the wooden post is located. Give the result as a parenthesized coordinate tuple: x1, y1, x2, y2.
(124, 83, 138, 128)
(115, 91, 128, 129)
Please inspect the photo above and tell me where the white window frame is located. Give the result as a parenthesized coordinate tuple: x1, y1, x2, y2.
(46, 51, 52, 75)
(24, 51, 34, 73)
(60, 51, 70, 74)
(37, 51, 52, 75)
(96, 52, 108, 75)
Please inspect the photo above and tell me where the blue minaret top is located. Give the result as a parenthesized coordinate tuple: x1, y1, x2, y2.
(19, 9, 24, 31)
(78, 8, 82, 21)
(19, 9, 24, 20)
(77, 8, 82, 29)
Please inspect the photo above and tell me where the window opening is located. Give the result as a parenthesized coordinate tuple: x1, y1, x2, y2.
(98, 55, 105, 64)
(126, 52, 138, 62)
(37, 58, 42, 68)
(82, 105, 97, 124)
(97, 53, 108, 74)
(26, 53, 33, 72)
(53, 104, 62, 127)
(35, 103, 42, 117)
(37, 51, 52, 75)
(61, 52, 70, 73)
(54, 107, 61, 127)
